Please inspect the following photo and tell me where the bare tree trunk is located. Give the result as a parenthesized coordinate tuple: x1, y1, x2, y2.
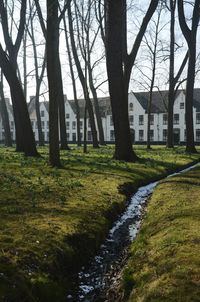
(167, 0, 176, 148)
(64, 20, 81, 146)
(74, 0, 105, 146)
(0, 0, 38, 155)
(0, 72, 12, 147)
(58, 76, 70, 150)
(46, 0, 61, 166)
(105, 0, 137, 161)
(23, 32, 28, 102)
(35, 0, 70, 151)
(88, 64, 106, 145)
(0, 45, 38, 156)
(105, 0, 158, 161)
(28, 7, 45, 146)
(83, 105, 87, 153)
(147, 91, 153, 150)
(185, 47, 197, 153)
(68, 3, 99, 148)
(178, 0, 199, 153)
(146, 5, 162, 149)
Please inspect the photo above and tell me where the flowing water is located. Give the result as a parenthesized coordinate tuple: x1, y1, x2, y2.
(67, 163, 199, 302)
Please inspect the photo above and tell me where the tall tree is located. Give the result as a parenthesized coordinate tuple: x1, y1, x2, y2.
(105, 0, 159, 161)
(0, 0, 38, 156)
(166, 0, 188, 148)
(46, 0, 60, 166)
(145, 5, 163, 149)
(75, 0, 106, 145)
(35, 0, 70, 151)
(63, 16, 81, 146)
(46, 0, 70, 166)
(0, 45, 38, 156)
(68, 2, 99, 148)
(178, 0, 199, 153)
(28, 1, 46, 146)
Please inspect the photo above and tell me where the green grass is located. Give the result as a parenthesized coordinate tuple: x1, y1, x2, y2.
(123, 163, 200, 302)
(0, 145, 199, 301)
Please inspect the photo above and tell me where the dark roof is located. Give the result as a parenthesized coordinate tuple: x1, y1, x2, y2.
(134, 89, 200, 113)
(134, 90, 173, 113)
(27, 89, 200, 118)
(28, 97, 49, 114)
(68, 96, 111, 118)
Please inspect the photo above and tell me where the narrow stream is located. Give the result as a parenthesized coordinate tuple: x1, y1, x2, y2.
(68, 163, 199, 302)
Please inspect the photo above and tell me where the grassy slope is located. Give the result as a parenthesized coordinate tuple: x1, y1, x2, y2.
(124, 164, 200, 302)
(0, 146, 199, 301)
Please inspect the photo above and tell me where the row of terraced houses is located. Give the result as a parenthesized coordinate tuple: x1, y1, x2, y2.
(1, 89, 200, 144)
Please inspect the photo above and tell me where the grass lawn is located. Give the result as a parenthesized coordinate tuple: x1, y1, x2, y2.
(123, 163, 200, 302)
(0, 145, 199, 301)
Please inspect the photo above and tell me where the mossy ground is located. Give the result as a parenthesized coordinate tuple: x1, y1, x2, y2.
(0, 145, 199, 301)
(124, 162, 200, 302)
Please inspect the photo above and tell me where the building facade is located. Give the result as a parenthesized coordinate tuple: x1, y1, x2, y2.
(1, 90, 200, 144)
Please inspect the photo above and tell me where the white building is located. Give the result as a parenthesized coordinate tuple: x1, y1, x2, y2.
(1, 89, 200, 144)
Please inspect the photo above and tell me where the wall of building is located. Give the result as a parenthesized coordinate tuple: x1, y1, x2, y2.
(1, 92, 200, 144)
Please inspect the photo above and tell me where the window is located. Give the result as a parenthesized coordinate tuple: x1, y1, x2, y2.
(150, 114, 154, 125)
(88, 131, 92, 141)
(41, 121, 45, 129)
(110, 116, 113, 126)
(180, 102, 184, 109)
(163, 114, 167, 125)
(196, 113, 200, 124)
(66, 113, 70, 119)
(139, 130, 144, 141)
(196, 129, 200, 142)
(163, 129, 167, 141)
(66, 121, 70, 130)
(88, 119, 91, 128)
(174, 114, 179, 124)
(72, 121, 76, 129)
(46, 121, 49, 129)
(72, 133, 76, 142)
(31, 121, 34, 128)
(80, 133, 83, 141)
(129, 103, 133, 111)
(80, 121, 83, 129)
(47, 132, 49, 141)
(35, 121, 38, 128)
(110, 130, 115, 141)
(41, 110, 44, 117)
(67, 133, 70, 140)
(139, 115, 144, 125)
(129, 115, 134, 126)
(150, 130, 154, 141)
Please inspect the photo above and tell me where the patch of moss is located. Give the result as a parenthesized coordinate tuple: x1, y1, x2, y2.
(124, 164, 200, 302)
(0, 145, 199, 301)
